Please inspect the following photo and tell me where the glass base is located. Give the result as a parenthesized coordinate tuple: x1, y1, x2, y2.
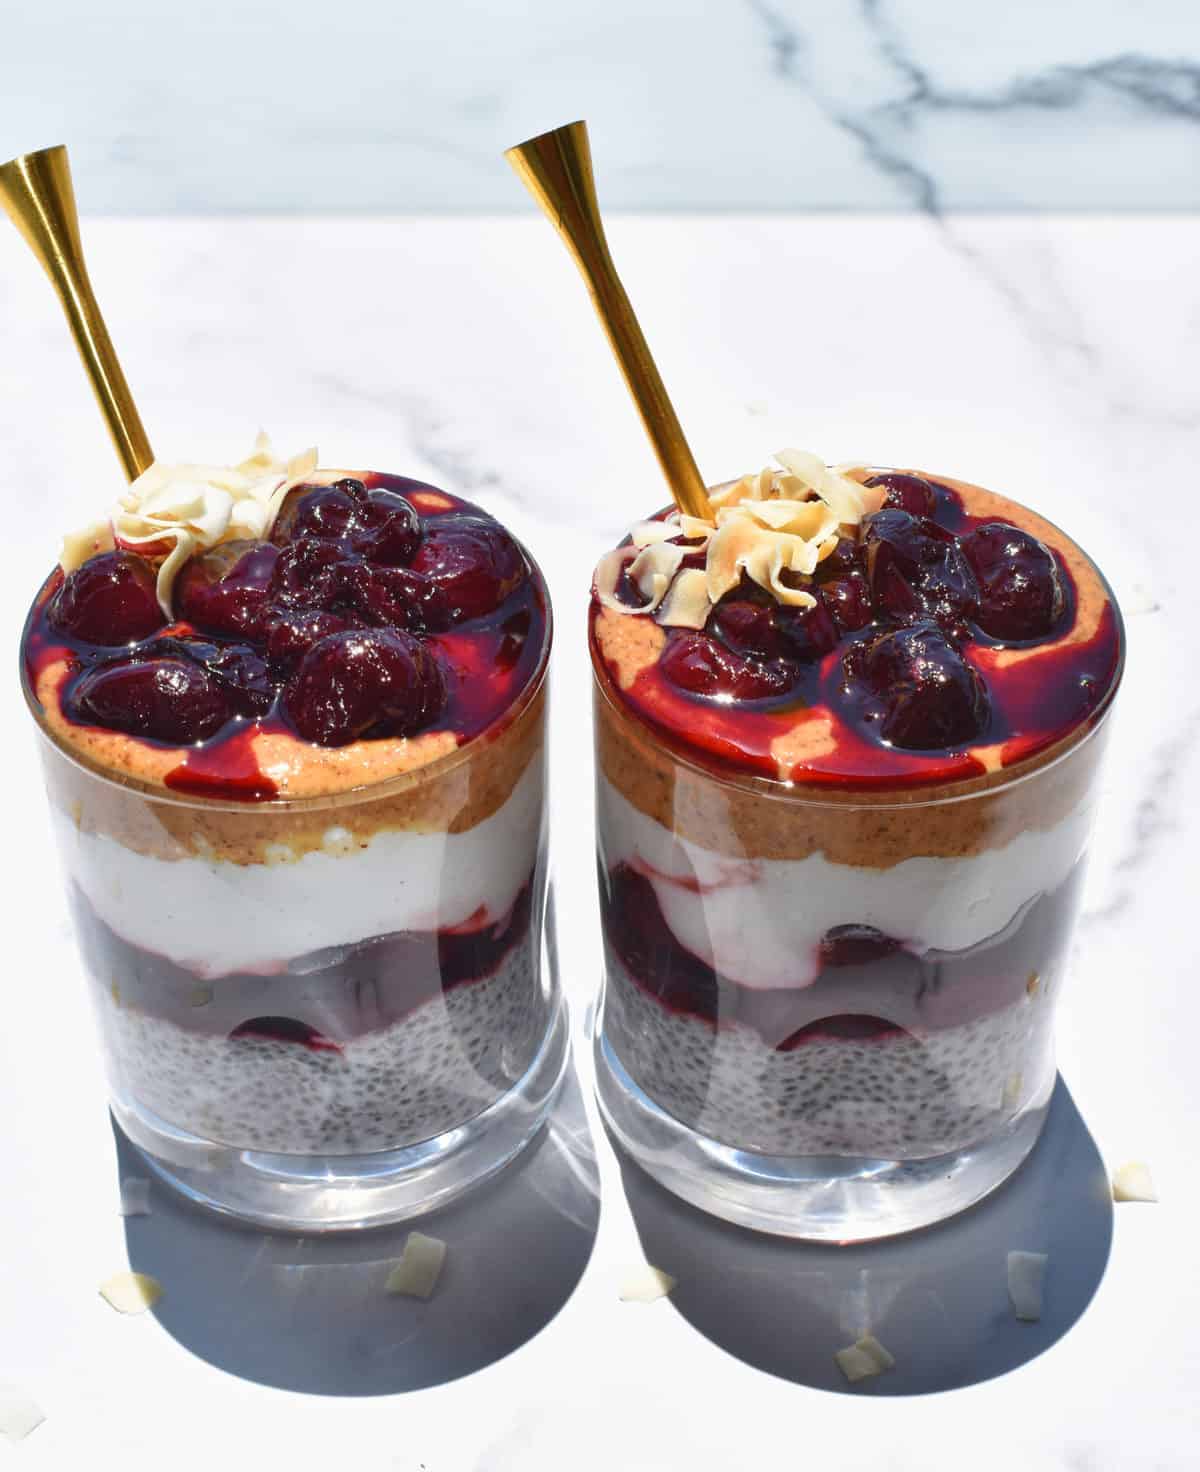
(595, 1030, 1053, 1242)
(113, 995, 570, 1233)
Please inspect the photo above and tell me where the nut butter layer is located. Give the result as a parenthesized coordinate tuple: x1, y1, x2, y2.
(39, 680, 545, 864)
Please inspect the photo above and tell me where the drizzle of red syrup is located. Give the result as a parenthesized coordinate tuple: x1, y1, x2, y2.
(165, 722, 278, 800)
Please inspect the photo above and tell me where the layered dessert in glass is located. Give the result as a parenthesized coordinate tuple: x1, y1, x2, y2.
(590, 452, 1123, 1239)
(22, 439, 566, 1229)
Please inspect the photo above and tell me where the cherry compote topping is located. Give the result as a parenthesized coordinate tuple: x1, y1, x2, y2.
(47, 552, 165, 646)
(594, 472, 1120, 784)
(26, 475, 546, 785)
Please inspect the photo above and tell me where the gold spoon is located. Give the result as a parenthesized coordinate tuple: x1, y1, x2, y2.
(505, 120, 711, 521)
(0, 144, 153, 482)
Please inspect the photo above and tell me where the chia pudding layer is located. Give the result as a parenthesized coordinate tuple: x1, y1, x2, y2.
(591, 464, 1122, 1160)
(24, 463, 556, 1157)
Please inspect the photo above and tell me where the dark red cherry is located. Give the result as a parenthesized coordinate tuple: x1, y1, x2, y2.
(814, 537, 865, 582)
(174, 541, 279, 638)
(201, 646, 276, 716)
(151, 635, 276, 716)
(710, 600, 786, 660)
(661, 632, 795, 700)
(961, 522, 1066, 642)
(352, 490, 422, 565)
(283, 628, 447, 746)
(344, 562, 452, 633)
(863, 509, 955, 580)
(47, 552, 164, 646)
(851, 621, 989, 750)
(408, 516, 527, 621)
(820, 573, 873, 633)
(272, 479, 369, 546)
(819, 925, 902, 967)
(863, 510, 978, 630)
(69, 656, 232, 744)
(776, 598, 839, 662)
(263, 609, 360, 675)
(268, 539, 349, 612)
(865, 472, 940, 518)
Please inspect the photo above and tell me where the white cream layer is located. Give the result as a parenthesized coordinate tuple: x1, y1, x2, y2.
(55, 757, 543, 979)
(599, 776, 1090, 990)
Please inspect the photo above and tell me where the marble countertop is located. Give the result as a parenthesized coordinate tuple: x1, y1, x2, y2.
(0, 215, 1196, 1469)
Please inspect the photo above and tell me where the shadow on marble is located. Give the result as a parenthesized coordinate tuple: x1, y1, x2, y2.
(615, 1076, 1111, 1396)
(116, 1061, 599, 1396)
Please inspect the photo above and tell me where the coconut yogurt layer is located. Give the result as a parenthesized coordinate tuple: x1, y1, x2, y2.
(591, 453, 1122, 1162)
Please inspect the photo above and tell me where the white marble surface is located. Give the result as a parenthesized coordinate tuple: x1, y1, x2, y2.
(0, 214, 1197, 1467)
(2, 0, 1199, 211)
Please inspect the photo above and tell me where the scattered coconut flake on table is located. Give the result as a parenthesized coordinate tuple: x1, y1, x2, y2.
(1112, 1161, 1158, 1202)
(119, 1177, 151, 1217)
(618, 1265, 676, 1304)
(1007, 1251, 1048, 1322)
(99, 1271, 162, 1314)
(834, 1335, 895, 1384)
(385, 1233, 447, 1300)
(0, 1389, 45, 1443)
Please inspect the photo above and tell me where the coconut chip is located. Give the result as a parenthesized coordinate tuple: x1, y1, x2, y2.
(618, 1265, 676, 1303)
(99, 1271, 162, 1314)
(834, 1334, 895, 1383)
(1007, 1251, 1047, 1322)
(593, 449, 874, 634)
(1112, 1161, 1158, 1203)
(385, 1232, 447, 1300)
(119, 1177, 151, 1217)
(0, 1390, 45, 1443)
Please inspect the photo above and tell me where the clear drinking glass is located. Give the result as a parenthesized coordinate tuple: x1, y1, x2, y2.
(26, 608, 567, 1232)
(592, 625, 1123, 1241)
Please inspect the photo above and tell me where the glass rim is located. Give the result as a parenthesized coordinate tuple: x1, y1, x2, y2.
(21, 540, 553, 816)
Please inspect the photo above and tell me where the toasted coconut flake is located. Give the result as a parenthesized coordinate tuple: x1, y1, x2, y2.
(835, 1334, 895, 1383)
(655, 568, 711, 629)
(1007, 1251, 1047, 1321)
(630, 519, 680, 548)
(0, 1391, 45, 1443)
(1112, 1161, 1158, 1203)
(60, 519, 117, 575)
(618, 1265, 675, 1303)
(99, 1270, 162, 1314)
(119, 1177, 151, 1217)
(385, 1232, 447, 1300)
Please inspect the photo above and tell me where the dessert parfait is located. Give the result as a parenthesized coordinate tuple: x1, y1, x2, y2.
(22, 437, 566, 1228)
(590, 452, 1123, 1239)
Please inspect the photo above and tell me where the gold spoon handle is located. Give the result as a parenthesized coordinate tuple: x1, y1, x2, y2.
(506, 121, 710, 521)
(0, 145, 153, 482)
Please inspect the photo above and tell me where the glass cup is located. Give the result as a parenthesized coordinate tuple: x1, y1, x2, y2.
(25, 590, 567, 1232)
(591, 617, 1123, 1241)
